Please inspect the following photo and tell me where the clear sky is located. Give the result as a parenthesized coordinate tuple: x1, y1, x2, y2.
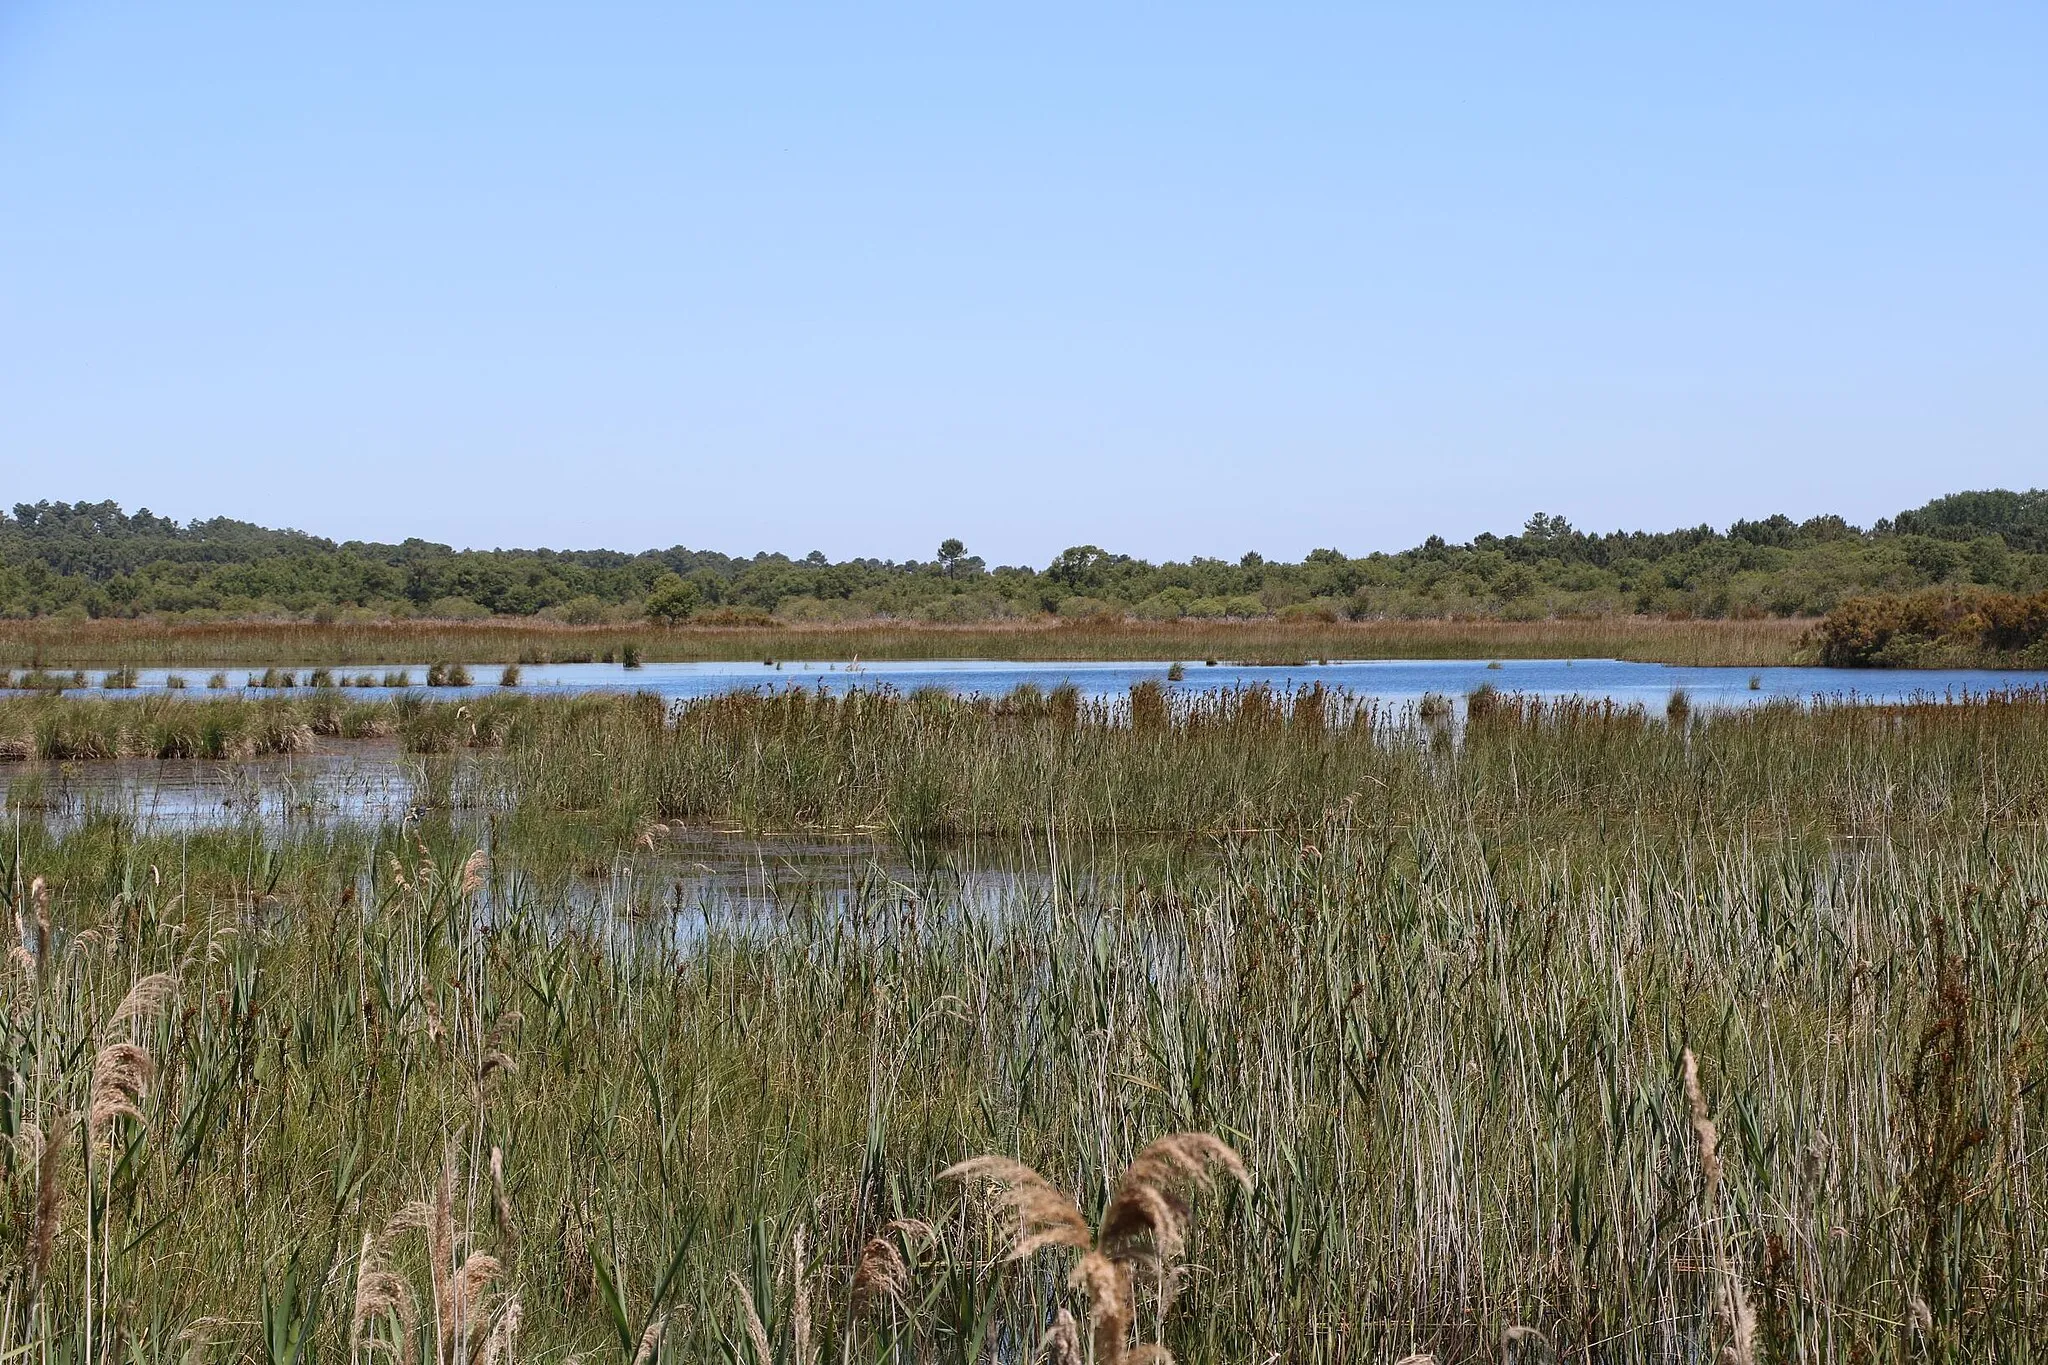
(2, 4, 2042, 564)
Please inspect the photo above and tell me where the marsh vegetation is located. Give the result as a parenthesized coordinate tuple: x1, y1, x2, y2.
(4, 686, 2048, 1360)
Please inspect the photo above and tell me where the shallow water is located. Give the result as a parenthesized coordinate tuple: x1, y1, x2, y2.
(0, 747, 420, 830)
(14, 655, 2044, 709)
(0, 749, 1072, 932)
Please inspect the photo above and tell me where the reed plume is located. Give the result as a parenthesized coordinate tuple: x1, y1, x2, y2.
(30, 1114, 65, 1288)
(851, 1219, 935, 1314)
(791, 1224, 813, 1365)
(490, 1145, 519, 1261)
(107, 970, 178, 1033)
(730, 1271, 771, 1365)
(945, 1133, 1248, 1365)
(12, 876, 51, 980)
(1038, 1308, 1083, 1365)
(353, 1229, 422, 1356)
(1683, 1050, 1756, 1365)
(88, 1042, 154, 1141)
(631, 1314, 668, 1365)
(460, 850, 490, 898)
(481, 1296, 523, 1365)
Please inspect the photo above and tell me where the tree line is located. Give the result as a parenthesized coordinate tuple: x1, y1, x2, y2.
(2, 489, 2045, 627)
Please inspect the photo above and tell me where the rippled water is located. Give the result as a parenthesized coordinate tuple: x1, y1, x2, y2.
(14, 655, 2044, 708)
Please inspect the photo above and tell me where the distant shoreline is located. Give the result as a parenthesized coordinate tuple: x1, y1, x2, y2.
(0, 614, 1815, 668)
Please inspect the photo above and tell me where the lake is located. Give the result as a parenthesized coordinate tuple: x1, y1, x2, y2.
(17, 655, 2044, 709)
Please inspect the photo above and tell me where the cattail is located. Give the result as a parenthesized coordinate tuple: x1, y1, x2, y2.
(460, 850, 489, 898)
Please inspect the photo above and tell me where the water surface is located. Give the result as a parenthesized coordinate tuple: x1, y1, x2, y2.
(17, 656, 2043, 709)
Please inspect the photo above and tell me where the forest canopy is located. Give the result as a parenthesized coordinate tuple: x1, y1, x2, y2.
(1, 490, 2044, 626)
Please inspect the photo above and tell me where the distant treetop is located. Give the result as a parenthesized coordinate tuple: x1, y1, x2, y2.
(0, 488, 2041, 624)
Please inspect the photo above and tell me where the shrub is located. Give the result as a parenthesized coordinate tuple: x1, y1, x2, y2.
(1056, 596, 1121, 620)
(428, 596, 493, 621)
(1814, 593, 1978, 666)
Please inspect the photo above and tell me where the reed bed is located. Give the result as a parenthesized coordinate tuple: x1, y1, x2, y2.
(2, 689, 2047, 1359)
(0, 614, 1812, 668)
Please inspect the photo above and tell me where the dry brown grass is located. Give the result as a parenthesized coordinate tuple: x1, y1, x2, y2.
(0, 613, 1814, 667)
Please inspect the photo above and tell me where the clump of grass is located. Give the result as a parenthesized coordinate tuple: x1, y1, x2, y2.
(1667, 687, 1692, 723)
(206, 671, 227, 689)
(15, 670, 75, 692)
(308, 667, 335, 688)
(99, 666, 139, 689)
(165, 673, 188, 689)
(382, 669, 412, 688)
(621, 642, 643, 669)
(500, 663, 521, 687)
(1166, 661, 1186, 681)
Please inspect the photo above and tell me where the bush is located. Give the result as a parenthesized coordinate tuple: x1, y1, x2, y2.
(775, 595, 869, 623)
(427, 596, 492, 621)
(915, 593, 1017, 624)
(1056, 596, 1121, 620)
(1964, 591, 2048, 651)
(1812, 593, 1986, 666)
(1133, 588, 1195, 621)
(559, 595, 604, 626)
(693, 606, 782, 627)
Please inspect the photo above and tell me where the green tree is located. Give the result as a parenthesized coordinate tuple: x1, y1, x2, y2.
(644, 573, 701, 623)
(937, 537, 967, 577)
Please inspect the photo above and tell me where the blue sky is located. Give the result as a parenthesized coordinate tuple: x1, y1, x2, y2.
(1, 3, 2042, 563)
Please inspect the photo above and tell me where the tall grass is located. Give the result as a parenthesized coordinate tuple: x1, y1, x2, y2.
(2, 688, 2047, 1358)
